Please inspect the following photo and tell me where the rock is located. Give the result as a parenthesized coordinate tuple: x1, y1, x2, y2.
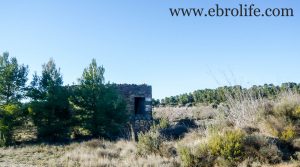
(292, 138, 300, 150)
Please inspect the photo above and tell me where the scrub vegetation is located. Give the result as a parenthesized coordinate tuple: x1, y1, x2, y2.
(0, 52, 299, 166)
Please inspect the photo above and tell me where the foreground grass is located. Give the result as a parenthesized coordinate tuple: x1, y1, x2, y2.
(0, 144, 73, 166)
(0, 139, 298, 167)
(0, 140, 179, 167)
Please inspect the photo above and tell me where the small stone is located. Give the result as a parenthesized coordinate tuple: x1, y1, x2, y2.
(292, 138, 300, 150)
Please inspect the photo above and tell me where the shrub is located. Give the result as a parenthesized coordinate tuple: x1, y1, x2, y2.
(194, 144, 216, 167)
(137, 119, 180, 157)
(137, 131, 162, 156)
(0, 104, 24, 145)
(178, 144, 216, 167)
(152, 117, 170, 131)
(208, 129, 245, 162)
(158, 143, 177, 158)
(264, 115, 288, 139)
(178, 146, 196, 167)
(208, 133, 223, 156)
(273, 94, 300, 121)
(244, 134, 268, 150)
(274, 100, 296, 117)
(264, 113, 298, 142)
(158, 118, 170, 129)
(225, 90, 264, 128)
(258, 145, 282, 164)
(178, 130, 244, 166)
(214, 157, 232, 167)
(265, 117, 296, 142)
(280, 125, 296, 142)
(293, 106, 300, 118)
(244, 134, 282, 164)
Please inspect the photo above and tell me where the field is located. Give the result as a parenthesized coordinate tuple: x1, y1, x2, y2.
(0, 92, 300, 167)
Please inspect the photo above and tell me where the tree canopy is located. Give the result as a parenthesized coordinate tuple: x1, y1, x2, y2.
(0, 52, 28, 105)
(28, 58, 71, 141)
(70, 59, 128, 138)
(155, 83, 300, 107)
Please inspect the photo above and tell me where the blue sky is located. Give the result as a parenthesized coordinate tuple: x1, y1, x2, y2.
(0, 0, 299, 98)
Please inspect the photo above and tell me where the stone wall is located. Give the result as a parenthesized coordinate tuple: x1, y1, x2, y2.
(115, 84, 152, 120)
(115, 84, 153, 140)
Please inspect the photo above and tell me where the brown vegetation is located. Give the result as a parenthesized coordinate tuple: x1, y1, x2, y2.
(1, 92, 300, 166)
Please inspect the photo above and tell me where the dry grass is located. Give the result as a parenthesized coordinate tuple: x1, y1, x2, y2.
(154, 106, 217, 122)
(1, 92, 300, 166)
(0, 144, 74, 166)
(0, 140, 179, 167)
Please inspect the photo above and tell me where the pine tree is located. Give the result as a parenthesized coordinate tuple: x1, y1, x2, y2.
(28, 58, 71, 141)
(70, 59, 127, 139)
(0, 52, 28, 145)
(0, 52, 28, 104)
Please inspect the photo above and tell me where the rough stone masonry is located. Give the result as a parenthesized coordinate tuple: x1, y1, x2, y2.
(115, 84, 152, 140)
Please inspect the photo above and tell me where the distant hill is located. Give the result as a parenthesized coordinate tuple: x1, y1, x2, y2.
(153, 82, 300, 107)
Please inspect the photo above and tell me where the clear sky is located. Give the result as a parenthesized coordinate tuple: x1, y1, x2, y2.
(0, 0, 299, 99)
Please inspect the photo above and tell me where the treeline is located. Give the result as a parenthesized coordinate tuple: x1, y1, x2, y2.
(153, 83, 300, 107)
(0, 52, 128, 146)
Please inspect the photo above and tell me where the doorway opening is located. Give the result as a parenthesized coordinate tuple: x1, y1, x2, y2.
(134, 97, 145, 115)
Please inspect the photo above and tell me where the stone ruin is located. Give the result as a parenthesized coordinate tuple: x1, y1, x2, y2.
(115, 84, 152, 140)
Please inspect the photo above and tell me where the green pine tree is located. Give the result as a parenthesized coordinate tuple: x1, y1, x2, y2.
(28, 58, 71, 141)
(70, 59, 128, 139)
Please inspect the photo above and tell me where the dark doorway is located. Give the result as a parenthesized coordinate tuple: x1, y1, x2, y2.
(134, 97, 145, 115)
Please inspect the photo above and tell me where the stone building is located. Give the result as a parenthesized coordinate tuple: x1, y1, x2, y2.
(115, 84, 153, 140)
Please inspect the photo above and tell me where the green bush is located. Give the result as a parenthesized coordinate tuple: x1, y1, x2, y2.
(178, 144, 215, 167)
(263, 96, 299, 143)
(265, 118, 296, 142)
(178, 146, 196, 167)
(137, 131, 162, 156)
(195, 144, 216, 167)
(293, 106, 300, 119)
(178, 129, 245, 166)
(151, 118, 170, 132)
(273, 99, 300, 121)
(137, 118, 176, 157)
(158, 118, 170, 129)
(208, 129, 245, 162)
(137, 119, 176, 157)
(0, 104, 23, 145)
(280, 125, 296, 142)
